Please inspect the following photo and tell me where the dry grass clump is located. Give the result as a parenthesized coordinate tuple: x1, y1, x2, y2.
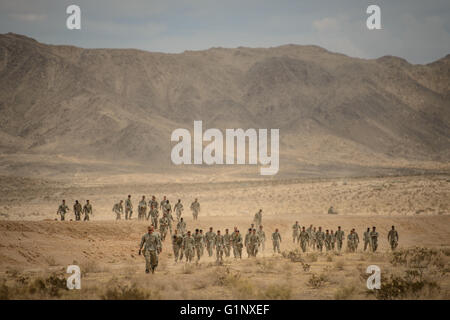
(258, 284, 292, 299)
(334, 284, 357, 300)
(307, 273, 328, 289)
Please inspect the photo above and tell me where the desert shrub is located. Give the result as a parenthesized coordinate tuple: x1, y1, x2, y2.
(214, 268, 241, 287)
(334, 285, 357, 300)
(326, 254, 334, 262)
(28, 273, 67, 297)
(81, 260, 103, 275)
(0, 281, 9, 300)
(372, 270, 440, 300)
(101, 283, 159, 300)
(308, 273, 327, 289)
(390, 247, 445, 270)
(259, 284, 292, 300)
(45, 256, 58, 266)
(282, 249, 304, 262)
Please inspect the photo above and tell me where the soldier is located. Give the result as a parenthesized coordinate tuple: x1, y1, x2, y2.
(325, 230, 332, 252)
(57, 200, 69, 221)
(347, 230, 355, 252)
(139, 226, 162, 274)
(388, 226, 399, 251)
(149, 205, 159, 229)
(138, 196, 147, 221)
(292, 221, 301, 243)
(330, 230, 336, 250)
(182, 231, 195, 263)
(231, 229, 243, 259)
(353, 229, 360, 251)
(112, 200, 124, 220)
(257, 225, 266, 253)
(176, 217, 187, 235)
(164, 200, 174, 234)
(250, 229, 260, 257)
(205, 227, 216, 257)
(159, 215, 169, 241)
(311, 227, 317, 250)
(335, 226, 345, 252)
(253, 209, 263, 229)
(315, 227, 325, 252)
(148, 196, 158, 214)
(199, 229, 205, 257)
(194, 229, 203, 261)
(172, 229, 184, 263)
(363, 228, 371, 251)
(125, 195, 133, 220)
(160, 196, 168, 211)
(223, 229, 232, 257)
(73, 200, 82, 221)
(244, 228, 252, 258)
(174, 199, 184, 222)
(370, 226, 379, 252)
(190, 198, 200, 220)
(215, 230, 225, 262)
(299, 226, 309, 252)
(306, 224, 313, 247)
(83, 200, 93, 221)
(272, 228, 282, 253)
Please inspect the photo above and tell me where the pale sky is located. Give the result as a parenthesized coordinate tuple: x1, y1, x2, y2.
(1, 0, 449, 64)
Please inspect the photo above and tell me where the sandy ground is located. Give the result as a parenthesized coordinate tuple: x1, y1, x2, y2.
(0, 174, 449, 299)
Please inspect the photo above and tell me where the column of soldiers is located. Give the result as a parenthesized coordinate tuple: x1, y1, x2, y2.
(292, 223, 399, 253)
(56, 199, 93, 221)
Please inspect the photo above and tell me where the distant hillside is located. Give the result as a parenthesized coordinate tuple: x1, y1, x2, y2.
(0, 33, 449, 179)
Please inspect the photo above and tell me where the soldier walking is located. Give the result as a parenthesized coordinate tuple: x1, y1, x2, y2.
(363, 228, 371, 251)
(257, 225, 266, 253)
(159, 215, 169, 241)
(73, 200, 82, 221)
(82, 200, 93, 221)
(194, 229, 204, 261)
(215, 230, 225, 262)
(125, 195, 133, 220)
(138, 196, 147, 221)
(205, 227, 216, 257)
(112, 200, 124, 220)
(139, 226, 162, 274)
(190, 198, 200, 220)
(325, 230, 332, 252)
(231, 229, 243, 259)
(182, 231, 195, 263)
(223, 229, 232, 257)
(172, 229, 184, 263)
(174, 199, 184, 222)
(299, 227, 309, 252)
(149, 205, 159, 228)
(335, 226, 344, 252)
(388, 226, 399, 251)
(57, 200, 69, 221)
(315, 227, 325, 252)
(176, 217, 187, 235)
(272, 228, 282, 253)
(370, 227, 379, 252)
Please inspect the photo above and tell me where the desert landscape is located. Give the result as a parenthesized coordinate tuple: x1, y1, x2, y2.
(0, 173, 449, 299)
(0, 32, 449, 300)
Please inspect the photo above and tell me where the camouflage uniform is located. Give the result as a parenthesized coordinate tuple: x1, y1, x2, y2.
(249, 232, 260, 257)
(82, 202, 93, 221)
(324, 232, 332, 251)
(194, 232, 204, 261)
(354, 231, 360, 251)
(165, 209, 174, 234)
(370, 230, 379, 252)
(112, 202, 123, 220)
(310, 228, 317, 250)
(231, 232, 243, 259)
(388, 229, 399, 251)
(335, 229, 345, 252)
(159, 216, 169, 241)
(205, 230, 216, 257)
(272, 231, 282, 253)
(148, 199, 158, 213)
(215, 233, 225, 262)
(306, 226, 313, 247)
(73, 202, 82, 221)
(172, 233, 184, 262)
(330, 231, 336, 250)
(176, 220, 186, 235)
(125, 198, 133, 220)
(182, 234, 196, 263)
(149, 207, 159, 229)
(174, 201, 183, 222)
(315, 229, 325, 252)
(138, 199, 147, 221)
(253, 211, 262, 229)
(190, 200, 200, 220)
(139, 232, 162, 273)
(299, 230, 309, 252)
(57, 203, 69, 221)
(363, 230, 371, 251)
(223, 232, 232, 257)
(257, 229, 266, 252)
(244, 231, 252, 257)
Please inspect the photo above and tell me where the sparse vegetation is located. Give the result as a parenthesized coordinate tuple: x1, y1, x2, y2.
(101, 283, 159, 300)
(308, 273, 328, 289)
(334, 285, 357, 300)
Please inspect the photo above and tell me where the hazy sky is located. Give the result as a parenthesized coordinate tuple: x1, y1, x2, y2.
(1, 0, 449, 64)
